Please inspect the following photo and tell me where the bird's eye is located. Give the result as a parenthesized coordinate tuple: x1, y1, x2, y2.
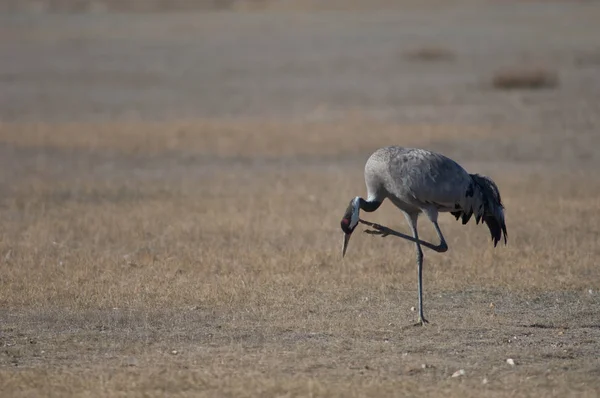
(340, 218, 352, 233)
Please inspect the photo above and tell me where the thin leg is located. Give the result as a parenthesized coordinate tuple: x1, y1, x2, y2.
(430, 221, 448, 253)
(404, 213, 428, 326)
(359, 219, 448, 253)
(424, 207, 448, 253)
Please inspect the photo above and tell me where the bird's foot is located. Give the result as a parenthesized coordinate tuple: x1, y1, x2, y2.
(414, 317, 429, 327)
(359, 219, 392, 238)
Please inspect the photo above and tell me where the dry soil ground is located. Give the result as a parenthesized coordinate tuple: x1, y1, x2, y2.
(1, 1, 600, 397)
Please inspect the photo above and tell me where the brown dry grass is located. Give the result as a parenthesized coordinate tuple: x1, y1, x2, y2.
(1, 120, 600, 397)
(2, 2, 600, 396)
(0, 119, 500, 157)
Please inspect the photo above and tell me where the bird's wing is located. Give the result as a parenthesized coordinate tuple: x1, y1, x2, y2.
(387, 149, 471, 209)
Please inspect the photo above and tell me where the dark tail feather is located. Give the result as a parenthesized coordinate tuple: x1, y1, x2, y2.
(471, 173, 507, 246)
(454, 174, 507, 247)
(452, 210, 473, 225)
(462, 211, 473, 225)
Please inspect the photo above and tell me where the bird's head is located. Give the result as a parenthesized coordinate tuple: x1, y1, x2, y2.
(340, 197, 360, 258)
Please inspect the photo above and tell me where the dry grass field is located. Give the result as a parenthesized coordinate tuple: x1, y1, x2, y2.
(2, 1, 600, 397)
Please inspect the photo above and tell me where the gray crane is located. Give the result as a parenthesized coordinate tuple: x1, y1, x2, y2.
(340, 146, 507, 325)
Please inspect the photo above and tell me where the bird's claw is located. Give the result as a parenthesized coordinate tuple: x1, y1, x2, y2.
(414, 317, 429, 327)
(364, 229, 389, 237)
(360, 219, 392, 238)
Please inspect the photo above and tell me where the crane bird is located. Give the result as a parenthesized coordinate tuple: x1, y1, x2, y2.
(340, 146, 507, 326)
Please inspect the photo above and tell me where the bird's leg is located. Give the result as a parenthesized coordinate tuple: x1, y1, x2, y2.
(405, 214, 428, 326)
(359, 219, 448, 253)
(430, 220, 448, 253)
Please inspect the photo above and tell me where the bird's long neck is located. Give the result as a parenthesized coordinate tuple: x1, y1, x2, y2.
(357, 197, 382, 212)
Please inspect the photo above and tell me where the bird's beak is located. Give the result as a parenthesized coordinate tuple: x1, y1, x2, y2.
(342, 233, 351, 258)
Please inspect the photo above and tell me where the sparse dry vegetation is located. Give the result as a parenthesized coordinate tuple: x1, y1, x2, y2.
(1, 119, 600, 397)
(491, 66, 559, 90)
(1, 1, 600, 397)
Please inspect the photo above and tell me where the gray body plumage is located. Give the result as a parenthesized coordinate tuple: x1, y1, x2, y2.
(364, 146, 506, 245)
(340, 145, 507, 325)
